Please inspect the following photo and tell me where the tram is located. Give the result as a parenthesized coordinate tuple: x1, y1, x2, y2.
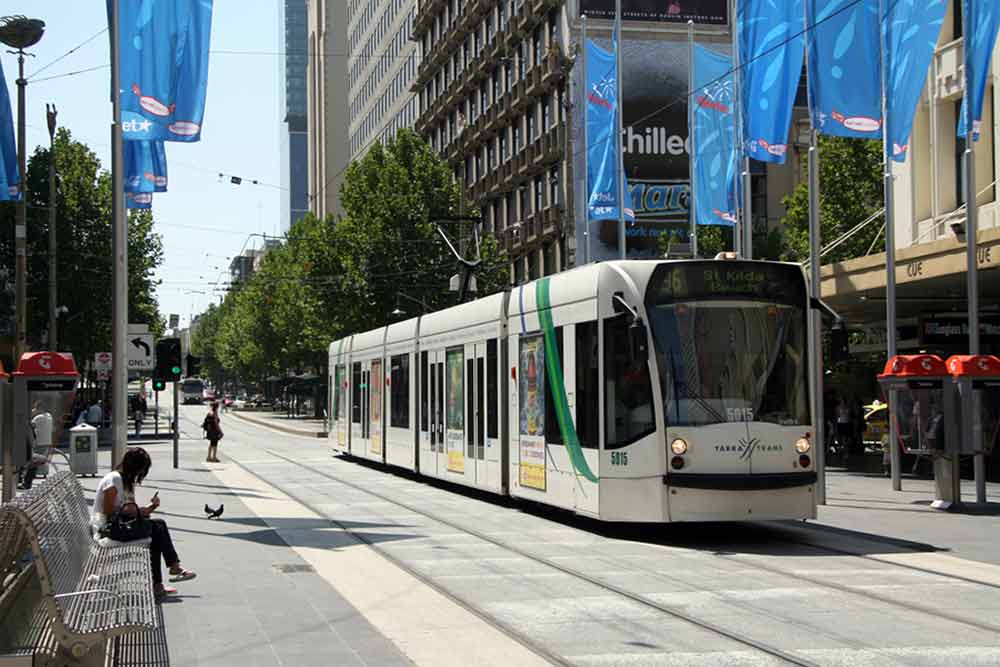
(328, 257, 817, 522)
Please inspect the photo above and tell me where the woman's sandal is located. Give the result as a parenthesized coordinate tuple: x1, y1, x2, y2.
(168, 568, 197, 582)
(154, 584, 177, 598)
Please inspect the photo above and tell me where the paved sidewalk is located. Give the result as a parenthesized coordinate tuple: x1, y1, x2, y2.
(811, 469, 1000, 566)
(77, 441, 412, 667)
(227, 409, 327, 438)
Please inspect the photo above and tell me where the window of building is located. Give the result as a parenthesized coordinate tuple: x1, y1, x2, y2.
(550, 167, 559, 206)
(604, 315, 655, 449)
(492, 68, 501, 99)
(506, 192, 515, 226)
(528, 251, 539, 280)
(513, 119, 522, 148)
(515, 257, 525, 284)
(542, 94, 551, 129)
(527, 106, 535, 141)
(543, 242, 555, 276)
(500, 130, 508, 162)
(534, 175, 544, 212)
(390, 354, 410, 428)
(518, 42, 527, 79)
(488, 141, 496, 169)
(533, 26, 543, 66)
(519, 184, 529, 218)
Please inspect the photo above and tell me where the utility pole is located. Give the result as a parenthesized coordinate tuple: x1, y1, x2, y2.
(47, 104, 57, 351)
(0, 15, 45, 362)
(109, 4, 129, 467)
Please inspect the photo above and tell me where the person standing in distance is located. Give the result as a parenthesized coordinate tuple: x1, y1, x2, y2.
(202, 401, 223, 462)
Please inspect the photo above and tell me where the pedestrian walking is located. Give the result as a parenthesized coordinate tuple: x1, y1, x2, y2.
(133, 392, 148, 435)
(86, 399, 103, 428)
(202, 401, 223, 462)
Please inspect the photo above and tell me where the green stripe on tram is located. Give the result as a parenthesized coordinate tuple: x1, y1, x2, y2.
(537, 278, 599, 483)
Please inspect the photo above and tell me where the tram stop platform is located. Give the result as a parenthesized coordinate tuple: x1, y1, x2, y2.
(16, 426, 999, 666)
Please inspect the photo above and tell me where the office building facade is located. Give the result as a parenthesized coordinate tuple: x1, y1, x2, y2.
(307, 0, 351, 219)
(282, 0, 310, 230)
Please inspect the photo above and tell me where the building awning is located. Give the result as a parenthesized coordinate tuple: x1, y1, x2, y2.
(819, 225, 1000, 326)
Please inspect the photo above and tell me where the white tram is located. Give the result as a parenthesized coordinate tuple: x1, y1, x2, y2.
(328, 258, 817, 522)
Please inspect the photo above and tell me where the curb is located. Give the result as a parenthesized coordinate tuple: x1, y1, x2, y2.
(229, 410, 328, 438)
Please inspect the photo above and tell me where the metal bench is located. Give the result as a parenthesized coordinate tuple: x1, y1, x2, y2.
(0, 471, 157, 666)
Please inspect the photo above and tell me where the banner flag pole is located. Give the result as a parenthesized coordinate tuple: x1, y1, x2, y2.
(614, 0, 626, 260)
(581, 14, 590, 264)
(962, 0, 984, 503)
(687, 20, 697, 258)
(804, 0, 826, 504)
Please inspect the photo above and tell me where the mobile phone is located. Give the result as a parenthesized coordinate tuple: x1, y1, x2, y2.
(151, 490, 159, 500)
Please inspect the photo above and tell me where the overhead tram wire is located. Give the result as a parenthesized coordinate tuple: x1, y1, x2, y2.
(27, 26, 108, 81)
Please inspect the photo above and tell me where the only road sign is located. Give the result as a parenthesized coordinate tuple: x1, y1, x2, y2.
(128, 334, 155, 371)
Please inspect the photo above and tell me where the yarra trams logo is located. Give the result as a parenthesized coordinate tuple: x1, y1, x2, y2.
(715, 437, 784, 461)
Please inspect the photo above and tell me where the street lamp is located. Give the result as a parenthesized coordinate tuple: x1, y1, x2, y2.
(0, 15, 45, 360)
(391, 292, 430, 317)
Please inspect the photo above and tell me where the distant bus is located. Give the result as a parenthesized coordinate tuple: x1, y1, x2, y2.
(181, 379, 206, 404)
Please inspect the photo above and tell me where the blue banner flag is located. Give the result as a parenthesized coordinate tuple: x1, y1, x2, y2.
(739, 0, 805, 164)
(585, 39, 633, 222)
(126, 192, 153, 209)
(0, 60, 19, 201)
(885, 0, 946, 161)
(125, 141, 168, 193)
(806, 0, 882, 139)
(692, 44, 738, 226)
(113, 0, 214, 142)
(958, 0, 1000, 140)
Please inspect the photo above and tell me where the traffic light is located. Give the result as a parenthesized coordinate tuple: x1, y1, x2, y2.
(155, 337, 182, 381)
(186, 354, 201, 378)
(152, 375, 166, 392)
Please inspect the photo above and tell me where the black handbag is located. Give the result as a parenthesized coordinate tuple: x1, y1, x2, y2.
(100, 502, 152, 542)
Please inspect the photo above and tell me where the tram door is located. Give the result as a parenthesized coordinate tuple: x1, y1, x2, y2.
(361, 364, 371, 456)
(463, 342, 487, 486)
(427, 349, 445, 476)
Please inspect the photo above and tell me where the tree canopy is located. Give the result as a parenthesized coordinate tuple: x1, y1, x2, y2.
(194, 129, 509, 385)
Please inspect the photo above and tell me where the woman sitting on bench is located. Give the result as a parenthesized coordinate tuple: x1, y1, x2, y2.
(92, 447, 197, 597)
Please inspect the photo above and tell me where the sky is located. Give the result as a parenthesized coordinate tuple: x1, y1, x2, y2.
(2, 1, 286, 330)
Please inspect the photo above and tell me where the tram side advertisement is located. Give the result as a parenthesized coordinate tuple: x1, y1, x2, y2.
(371, 360, 383, 456)
(519, 336, 547, 491)
(446, 348, 465, 473)
(579, 0, 727, 24)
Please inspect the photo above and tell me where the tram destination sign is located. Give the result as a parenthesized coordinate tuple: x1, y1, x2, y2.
(646, 262, 807, 305)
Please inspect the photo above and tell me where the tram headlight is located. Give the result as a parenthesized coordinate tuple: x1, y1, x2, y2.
(794, 437, 811, 454)
(670, 438, 689, 455)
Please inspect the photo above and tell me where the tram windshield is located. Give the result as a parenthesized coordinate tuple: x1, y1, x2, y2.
(645, 262, 810, 427)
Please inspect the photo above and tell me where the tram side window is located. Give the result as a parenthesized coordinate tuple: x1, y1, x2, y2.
(605, 315, 655, 449)
(544, 327, 564, 445)
(390, 354, 410, 428)
(467, 359, 475, 457)
(420, 351, 428, 431)
(486, 339, 498, 439)
(575, 321, 599, 448)
(352, 362, 362, 424)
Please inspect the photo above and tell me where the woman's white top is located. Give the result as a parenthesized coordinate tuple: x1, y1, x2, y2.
(91, 470, 135, 530)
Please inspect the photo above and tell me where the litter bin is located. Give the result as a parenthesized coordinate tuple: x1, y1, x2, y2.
(878, 355, 958, 507)
(68, 423, 99, 476)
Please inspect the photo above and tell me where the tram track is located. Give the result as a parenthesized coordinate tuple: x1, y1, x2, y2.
(255, 449, 819, 667)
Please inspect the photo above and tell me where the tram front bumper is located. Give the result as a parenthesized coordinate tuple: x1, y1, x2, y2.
(664, 474, 817, 522)
(664, 471, 817, 491)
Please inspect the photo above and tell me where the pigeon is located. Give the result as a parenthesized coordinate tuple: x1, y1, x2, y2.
(204, 504, 224, 519)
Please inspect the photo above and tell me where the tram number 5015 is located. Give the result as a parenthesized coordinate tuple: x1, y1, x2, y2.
(611, 451, 629, 466)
